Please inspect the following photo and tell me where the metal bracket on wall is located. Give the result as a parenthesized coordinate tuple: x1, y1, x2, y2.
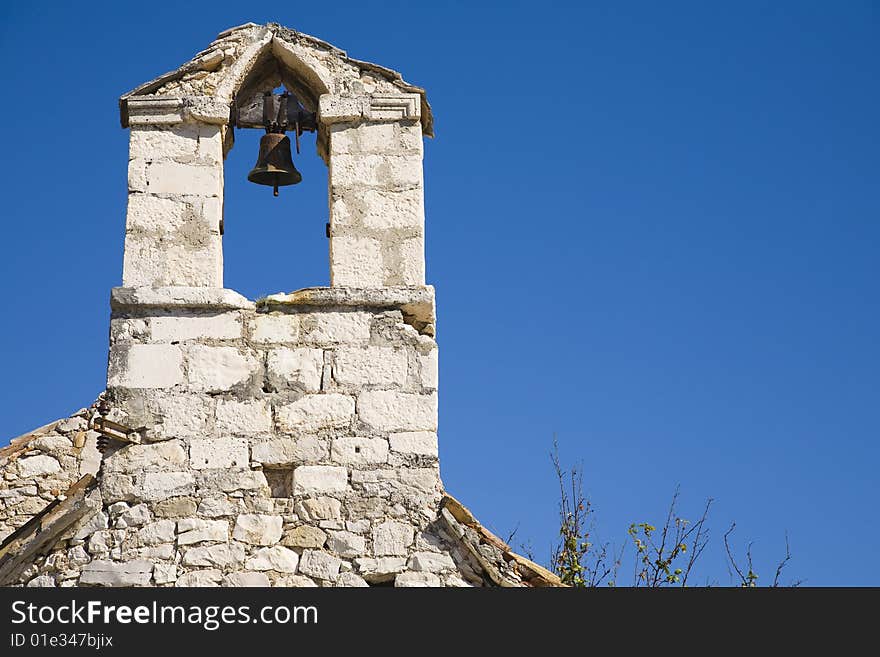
(233, 92, 318, 132)
(89, 416, 143, 453)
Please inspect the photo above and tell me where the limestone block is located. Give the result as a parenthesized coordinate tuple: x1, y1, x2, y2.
(298, 550, 341, 580)
(147, 162, 222, 196)
(394, 572, 441, 587)
(292, 466, 348, 495)
(299, 497, 342, 521)
(149, 393, 213, 439)
(120, 504, 151, 527)
(330, 153, 422, 188)
(202, 196, 223, 230)
(275, 575, 318, 587)
(154, 496, 198, 518)
(59, 416, 88, 432)
(249, 436, 295, 467)
(122, 234, 223, 287)
(183, 543, 244, 568)
(251, 436, 328, 467)
(150, 312, 240, 341)
(141, 472, 195, 501)
(346, 519, 370, 534)
(409, 551, 456, 573)
(154, 564, 178, 584)
(354, 556, 406, 580)
(66, 546, 90, 567)
(397, 236, 426, 285)
(335, 572, 369, 587)
(330, 236, 384, 287)
(129, 124, 199, 161)
(176, 518, 228, 545)
(110, 286, 253, 311)
(327, 530, 366, 557)
(222, 572, 270, 587)
(331, 187, 424, 230)
(104, 441, 187, 473)
(195, 124, 223, 165)
(185, 345, 258, 392)
(215, 400, 272, 435)
(329, 122, 422, 155)
(389, 431, 438, 457)
(73, 511, 109, 541)
(246, 546, 300, 573)
(0, 485, 38, 497)
(138, 519, 176, 546)
(197, 497, 237, 518)
(199, 469, 268, 494)
(175, 570, 222, 587)
(367, 94, 422, 122)
(138, 544, 175, 560)
(232, 514, 282, 545)
(27, 576, 56, 587)
(16, 455, 61, 478)
(330, 437, 389, 466)
(276, 394, 355, 433)
(299, 312, 371, 345)
(110, 318, 150, 345)
(126, 194, 215, 234)
(80, 560, 153, 587)
(358, 391, 437, 432)
(318, 95, 369, 123)
(189, 438, 248, 470)
(333, 346, 407, 387)
(267, 347, 323, 392)
(373, 521, 415, 556)
(79, 435, 103, 477)
(397, 468, 441, 496)
(250, 314, 299, 344)
(282, 525, 327, 549)
(128, 159, 147, 192)
(101, 474, 136, 503)
(107, 344, 183, 389)
(419, 350, 438, 389)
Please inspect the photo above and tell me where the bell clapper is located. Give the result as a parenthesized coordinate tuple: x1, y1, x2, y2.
(273, 181, 279, 197)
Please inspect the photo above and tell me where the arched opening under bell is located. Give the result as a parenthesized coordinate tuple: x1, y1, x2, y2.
(223, 83, 330, 299)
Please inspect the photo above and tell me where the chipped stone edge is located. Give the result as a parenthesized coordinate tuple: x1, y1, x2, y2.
(258, 286, 435, 328)
(440, 494, 565, 588)
(118, 23, 433, 135)
(110, 287, 256, 312)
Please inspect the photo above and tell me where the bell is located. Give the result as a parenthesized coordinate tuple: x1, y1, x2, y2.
(247, 132, 302, 196)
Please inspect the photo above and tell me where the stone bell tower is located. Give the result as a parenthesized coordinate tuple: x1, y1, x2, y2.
(0, 23, 560, 588)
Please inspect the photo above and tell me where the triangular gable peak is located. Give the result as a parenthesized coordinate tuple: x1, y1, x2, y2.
(119, 23, 433, 136)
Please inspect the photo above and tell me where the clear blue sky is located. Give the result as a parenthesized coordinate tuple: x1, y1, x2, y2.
(1, 1, 877, 585)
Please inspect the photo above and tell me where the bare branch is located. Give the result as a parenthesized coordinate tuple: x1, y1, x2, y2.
(681, 497, 712, 587)
(772, 531, 792, 587)
(724, 522, 748, 585)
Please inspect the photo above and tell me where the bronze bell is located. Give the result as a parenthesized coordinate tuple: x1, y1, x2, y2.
(247, 132, 302, 196)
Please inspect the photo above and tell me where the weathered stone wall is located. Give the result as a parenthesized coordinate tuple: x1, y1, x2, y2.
(0, 411, 101, 546)
(120, 23, 429, 290)
(8, 286, 490, 587)
(123, 122, 225, 287)
(324, 104, 426, 287)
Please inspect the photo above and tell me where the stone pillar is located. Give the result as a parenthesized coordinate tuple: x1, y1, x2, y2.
(320, 94, 425, 287)
(122, 98, 225, 287)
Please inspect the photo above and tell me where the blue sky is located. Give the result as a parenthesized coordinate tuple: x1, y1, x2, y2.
(1, 1, 877, 585)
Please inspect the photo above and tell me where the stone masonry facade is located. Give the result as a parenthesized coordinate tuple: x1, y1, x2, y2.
(0, 23, 561, 588)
